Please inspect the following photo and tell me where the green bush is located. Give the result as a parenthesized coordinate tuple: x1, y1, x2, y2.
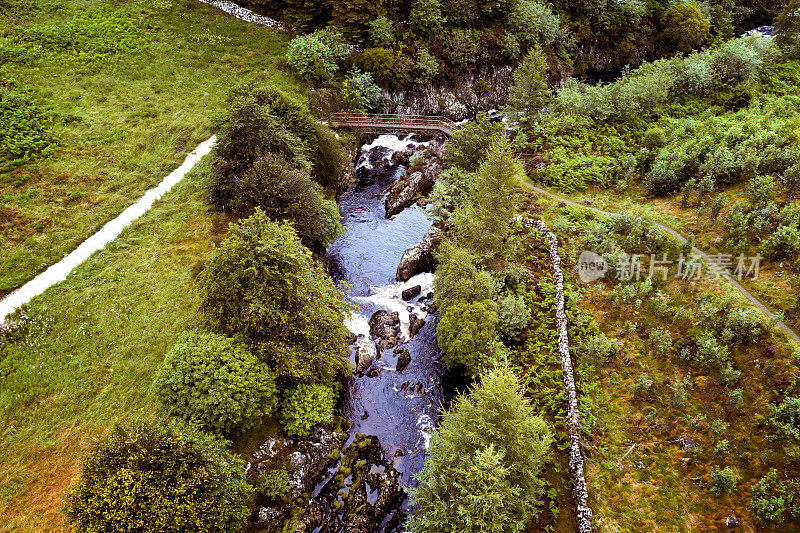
(428, 167, 474, 223)
(356, 47, 411, 89)
(661, 3, 710, 54)
(752, 469, 788, 525)
(413, 46, 441, 86)
(286, 29, 347, 84)
(433, 240, 495, 312)
(709, 466, 738, 496)
(0, 86, 56, 172)
(341, 69, 383, 112)
(410, 0, 445, 38)
(767, 397, 800, 442)
(584, 333, 620, 362)
(507, 0, 561, 49)
(693, 332, 731, 372)
(437, 299, 501, 376)
(497, 293, 531, 341)
(443, 112, 505, 172)
(279, 383, 336, 436)
(64, 420, 251, 532)
(201, 209, 351, 383)
(153, 332, 278, 435)
(505, 46, 550, 128)
(649, 327, 673, 358)
(368, 16, 395, 47)
(763, 224, 800, 260)
(443, 29, 480, 69)
(776, 0, 800, 56)
(409, 365, 552, 533)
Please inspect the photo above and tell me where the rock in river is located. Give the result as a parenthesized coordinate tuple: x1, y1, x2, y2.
(396, 226, 441, 282)
(402, 285, 422, 301)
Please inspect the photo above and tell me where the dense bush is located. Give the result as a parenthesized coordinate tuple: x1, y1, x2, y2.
(356, 47, 412, 88)
(693, 332, 731, 372)
(763, 224, 800, 260)
(329, 0, 383, 42)
(0, 86, 56, 172)
(427, 167, 474, 223)
(201, 209, 351, 383)
(341, 69, 382, 112)
(437, 299, 501, 376)
(584, 333, 620, 362)
(710, 466, 738, 495)
(409, 365, 553, 533)
(279, 383, 336, 436)
(410, 0, 445, 38)
(505, 47, 550, 128)
(153, 332, 278, 435)
(64, 421, 251, 532)
(442, 29, 480, 69)
(433, 240, 495, 312)
(776, 0, 800, 56)
(412, 47, 441, 86)
(660, 3, 710, 53)
(225, 153, 343, 248)
(496, 293, 531, 340)
(368, 16, 394, 47)
(286, 29, 347, 84)
(767, 397, 800, 441)
(444, 112, 505, 172)
(506, 0, 562, 49)
(752, 469, 787, 525)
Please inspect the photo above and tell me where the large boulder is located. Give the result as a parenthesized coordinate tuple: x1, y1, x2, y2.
(384, 146, 443, 218)
(396, 226, 441, 281)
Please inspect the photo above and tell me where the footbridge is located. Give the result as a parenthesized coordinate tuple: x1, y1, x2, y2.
(327, 113, 460, 137)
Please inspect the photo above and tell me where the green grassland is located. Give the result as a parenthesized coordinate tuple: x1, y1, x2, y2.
(0, 0, 298, 293)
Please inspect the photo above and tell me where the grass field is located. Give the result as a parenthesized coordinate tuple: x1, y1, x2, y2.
(0, 0, 299, 293)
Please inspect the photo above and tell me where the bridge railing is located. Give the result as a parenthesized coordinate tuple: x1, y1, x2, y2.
(328, 113, 460, 136)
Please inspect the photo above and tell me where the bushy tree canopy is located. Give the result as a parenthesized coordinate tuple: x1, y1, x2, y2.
(443, 112, 505, 172)
(153, 332, 278, 435)
(436, 299, 501, 375)
(64, 421, 251, 533)
(201, 209, 351, 383)
(409, 365, 553, 533)
(506, 46, 550, 129)
(410, 0, 445, 38)
(279, 383, 337, 436)
(661, 3, 710, 54)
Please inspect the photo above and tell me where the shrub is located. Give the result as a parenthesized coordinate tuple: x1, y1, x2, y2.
(357, 47, 411, 89)
(507, 0, 562, 48)
(409, 365, 553, 533)
(413, 46, 441, 86)
(710, 466, 738, 496)
(341, 69, 383, 112)
(661, 3, 710, 54)
(498, 32, 521, 59)
(223, 153, 343, 248)
(279, 383, 336, 436)
(428, 167, 474, 223)
(443, 112, 505, 172)
(443, 29, 480, 69)
(721, 308, 763, 345)
(0, 86, 56, 172)
(752, 469, 787, 525)
(433, 240, 495, 312)
(768, 397, 800, 441)
(763, 224, 800, 260)
(64, 421, 251, 532)
(368, 16, 394, 47)
(153, 332, 278, 435)
(201, 210, 351, 383)
(286, 30, 347, 84)
(786, 163, 800, 198)
(497, 293, 531, 340)
(584, 333, 620, 362)
(410, 0, 445, 38)
(437, 299, 501, 376)
(776, 0, 800, 56)
(694, 332, 731, 372)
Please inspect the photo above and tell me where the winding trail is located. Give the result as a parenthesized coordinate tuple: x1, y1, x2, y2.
(520, 181, 800, 345)
(0, 136, 217, 323)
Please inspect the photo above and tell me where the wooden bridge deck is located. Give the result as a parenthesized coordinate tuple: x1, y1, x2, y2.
(327, 113, 460, 137)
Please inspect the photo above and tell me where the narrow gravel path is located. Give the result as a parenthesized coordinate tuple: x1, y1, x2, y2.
(521, 181, 800, 345)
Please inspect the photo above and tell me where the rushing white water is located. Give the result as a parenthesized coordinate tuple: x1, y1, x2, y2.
(195, 0, 284, 29)
(0, 135, 217, 323)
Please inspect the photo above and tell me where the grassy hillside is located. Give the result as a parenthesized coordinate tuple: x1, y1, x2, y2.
(0, 0, 298, 293)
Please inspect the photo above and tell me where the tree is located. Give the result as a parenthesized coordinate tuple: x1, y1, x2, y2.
(357, 47, 412, 89)
(64, 420, 251, 533)
(496, 292, 531, 340)
(229, 153, 343, 249)
(153, 332, 278, 435)
(410, 0, 445, 38)
(433, 240, 495, 312)
(443, 0, 478, 25)
(453, 140, 524, 263)
(408, 365, 553, 533)
(329, 0, 385, 42)
(776, 0, 800, 56)
(437, 299, 501, 375)
(443, 112, 505, 172)
(412, 46, 441, 86)
(428, 166, 474, 223)
(279, 383, 336, 436)
(341, 69, 383, 112)
(506, 1, 561, 49)
(286, 29, 347, 84)
(505, 46, 550, 129)
(369, 16, 395, 47)
(661, 3, 710, 54)
(201, 210, 352, 383)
